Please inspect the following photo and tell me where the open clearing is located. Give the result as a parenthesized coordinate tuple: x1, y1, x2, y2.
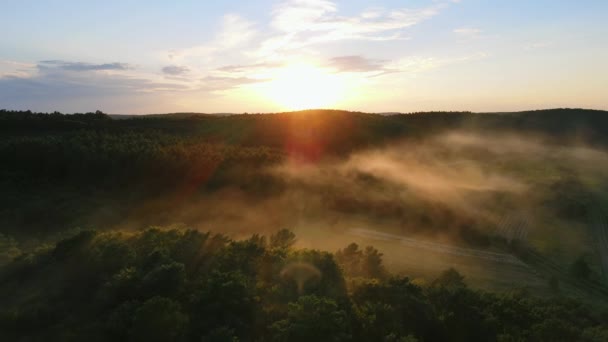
(347, 227, 608, 303)
(345, 228, 545, 293)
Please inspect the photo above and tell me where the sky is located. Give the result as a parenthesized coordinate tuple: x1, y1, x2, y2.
(0, 0, 607, 114)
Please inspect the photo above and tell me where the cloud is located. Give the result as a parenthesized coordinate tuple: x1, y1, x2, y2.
(1, 1, 468, 113)
(272, 0, 442, 36)
(169, 0, 460, 79)
(0, 56, 274, 112)
(216, 62, 284, 74)
(38, 60, 132, 72)
(0, 60, 190, 112)
(257, 0, 445, 57)
(162, 65, 190, 76)
(171, 0, 450, 61)
(0, 60, 36, 78)
(326, 56, 386, 73)
(200, 76, 264, 91)
(375, 52, 488, 77)
(324, 52, 487, 78)
(169, 14, 257, 62)
(271, 0, 337, 32)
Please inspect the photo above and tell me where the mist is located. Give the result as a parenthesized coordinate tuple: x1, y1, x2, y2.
(69, 127, 602, 292)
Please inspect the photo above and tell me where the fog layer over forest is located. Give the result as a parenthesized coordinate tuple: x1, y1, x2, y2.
(2, 109, 608, 341)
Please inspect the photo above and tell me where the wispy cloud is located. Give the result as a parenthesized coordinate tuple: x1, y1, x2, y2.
(162, 0, 461, 85)
(0, 60, 36, 78)
(169, 14, 257, 63)
(200, 76, 264, 91)
(324, 51, 487, 78)
(0, 1, 471, 112)
(271, 0, 443, 37)
(257, 0, 447, 57)
(169, 0, 455, 64)
(38, 60, 132, 72)
(326, 56, 387, 73)
(0, 59, 191, 112)
(162, 65, 190, 76)
(380, 52, 488, 77)
(216, 62, 283, 74)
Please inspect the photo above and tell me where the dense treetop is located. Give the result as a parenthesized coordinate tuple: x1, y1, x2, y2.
(2, 227, 607, 341)
(2, 109, 608, 340)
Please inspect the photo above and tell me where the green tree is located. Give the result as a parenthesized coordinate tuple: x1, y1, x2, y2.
(352, 277, 439, 341)
(361, 246, 388, 280)
(336, 243, 387, 279)
(432, 268, 466, 290)
(269, 295, 351, 342)
(190, 270, 255, 339)
(129, 297, 188, 342)
(140, 262, 186, 298)
(335, 243, 362, 277)
(570, 256, 592, 280)
(270, 229, 296, 250)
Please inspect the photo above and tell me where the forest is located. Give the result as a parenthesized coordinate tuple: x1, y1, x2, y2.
(2, 108, 608, 341)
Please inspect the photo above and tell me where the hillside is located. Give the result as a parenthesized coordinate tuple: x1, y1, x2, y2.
(2, 108, 608, 341)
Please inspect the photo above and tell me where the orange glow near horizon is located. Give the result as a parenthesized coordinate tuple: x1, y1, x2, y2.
(253, 64, 353, 111)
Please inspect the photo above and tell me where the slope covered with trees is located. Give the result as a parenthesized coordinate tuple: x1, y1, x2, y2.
(1, 227, 607, 342)
(2, 108, 608, 237)
(2, 108, 608, 340)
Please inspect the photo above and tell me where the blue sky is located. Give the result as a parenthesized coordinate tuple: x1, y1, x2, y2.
(0, 0, 606, 113)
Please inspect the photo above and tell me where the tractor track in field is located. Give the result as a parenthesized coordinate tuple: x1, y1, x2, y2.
(495, 212, 608, 299)
(350, 228, 527, 266)
(496, 214, 529, 242)
(516, 246, 608, 300)
(350, 227, 608, 301)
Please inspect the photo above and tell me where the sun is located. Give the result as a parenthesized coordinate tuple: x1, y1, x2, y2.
(256, 64, 349, 110)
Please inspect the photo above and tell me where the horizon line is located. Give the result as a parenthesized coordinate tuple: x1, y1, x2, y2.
(2, 107, 607, 116)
